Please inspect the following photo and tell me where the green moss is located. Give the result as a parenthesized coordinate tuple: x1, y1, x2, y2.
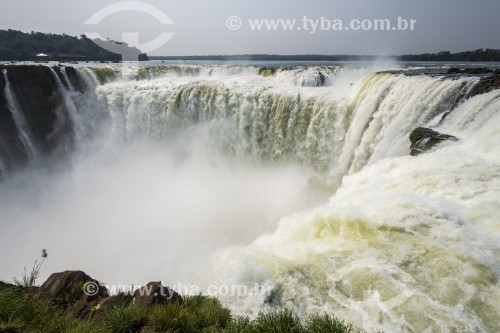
(92, 68, 117, 84)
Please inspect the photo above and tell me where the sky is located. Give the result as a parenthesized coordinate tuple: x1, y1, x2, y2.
(0, 0, 499, 56)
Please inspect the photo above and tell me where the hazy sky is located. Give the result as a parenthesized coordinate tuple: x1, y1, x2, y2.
(0, 0, 499, 55)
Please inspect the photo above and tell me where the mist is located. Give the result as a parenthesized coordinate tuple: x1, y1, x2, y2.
(0, 121, 326, 286)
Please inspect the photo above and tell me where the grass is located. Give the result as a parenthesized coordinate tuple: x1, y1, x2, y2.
(0, 284, 370, 333)
(12, 249, 47, 288)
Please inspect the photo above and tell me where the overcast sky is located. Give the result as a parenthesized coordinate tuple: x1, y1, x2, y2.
(0, 0, 499, 56)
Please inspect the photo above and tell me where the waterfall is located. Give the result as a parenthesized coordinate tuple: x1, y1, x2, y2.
(60, 67, 75, 92)
(50, 68, 84, 143)
(95, 70, 478, 187)
(1, 63, 499, 332)
(2, 69, 39, 161)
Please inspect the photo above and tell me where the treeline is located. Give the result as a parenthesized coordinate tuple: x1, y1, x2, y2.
(398, 49, 500, 62)
(152, 49, 500, 62)
(0, 29, 148, 61)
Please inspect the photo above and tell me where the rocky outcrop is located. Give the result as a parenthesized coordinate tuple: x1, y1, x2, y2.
(34, 271, 183, 320)
(447, 67, 495, 75)
(0, 65, 92, 176)
(0, 71, 30, 173)
(467, 75, 500, 98)
(40, 270, 108, 318)
(410, 127, 459, 156)
(2, 65, 73, 155)
(133, 281, 183, 307)
(300, 70, 326, 87)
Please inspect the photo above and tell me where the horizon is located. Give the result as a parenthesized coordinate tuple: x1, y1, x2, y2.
(1, 0, 499, 56)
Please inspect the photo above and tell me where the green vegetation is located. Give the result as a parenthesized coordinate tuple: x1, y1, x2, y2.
(0, 285, 369, 333)
(0, 29, 148, 61)
(12, 249, 48, 288)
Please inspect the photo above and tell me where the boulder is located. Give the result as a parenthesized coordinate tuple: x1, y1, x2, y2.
(409, 127, 459, 156)
(133, 281, 182, 307)
(41, 270, 107, 304)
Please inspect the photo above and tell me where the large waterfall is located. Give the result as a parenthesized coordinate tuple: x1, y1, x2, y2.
(0, 63, 499, 332)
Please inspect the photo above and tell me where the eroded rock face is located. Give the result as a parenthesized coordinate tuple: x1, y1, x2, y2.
(0, 65, 94, 176)
(0, 70, 30, 173)
(409, 127, 459, 156)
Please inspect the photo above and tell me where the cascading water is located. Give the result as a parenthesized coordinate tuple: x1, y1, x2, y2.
(50, 68, 86, 143)
(0, 63, 498, 333)
(2, 69, 39, 161)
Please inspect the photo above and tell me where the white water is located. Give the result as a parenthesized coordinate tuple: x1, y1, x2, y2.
(2, 69, 39, 160)
(0, 64, 499, 332)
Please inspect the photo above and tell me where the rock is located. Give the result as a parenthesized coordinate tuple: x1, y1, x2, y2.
(467, 75, 500, 98)
(258, 67, 277, 77)
(89, 293, 132, 319)
(447, 67, 493, 75)
(40, 270, 108, 319)
(409, 127, 459, 156)
(264, 288, 281, 307)
(41, 270, 107, 304)
(133, 281, 182, 307)
(300, 70, 326, 87)
(0, 70, 30, 172)
(0, 281, 15, 290)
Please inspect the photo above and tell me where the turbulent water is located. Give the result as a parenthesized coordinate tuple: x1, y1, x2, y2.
(0, 62, 499, 332)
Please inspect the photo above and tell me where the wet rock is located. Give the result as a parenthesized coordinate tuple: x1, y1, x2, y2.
(0, 69, 29, 172)
(467, 75, 500, 98)
(258, 67, 277, 77)
(264, 287, 282, 307)
(300, 70, 326, 87)
(409, 127, 459, 156)
(133, 281, 183, 307)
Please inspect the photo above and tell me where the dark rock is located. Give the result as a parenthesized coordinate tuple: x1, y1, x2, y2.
(258, 67, 277, 77)
(68, 298, 99, 319)
(409, 127, 459, 156)
(133, 281, 183, 307)
(89, 293, 132, 319)
(301, 70, 326, 87)
(0, 70, 30, 172)
(0, 280, 15, 290)
(41, 270, 107, 304)
(446, 67, 493, 75)
(52, 66, 86, 93)
(467, 75, 500, 98)
(40, 270, 109, 319)
(264, 288, 281, 307)
(446, 67, 462, 74)
(0, 65, 75, 169)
